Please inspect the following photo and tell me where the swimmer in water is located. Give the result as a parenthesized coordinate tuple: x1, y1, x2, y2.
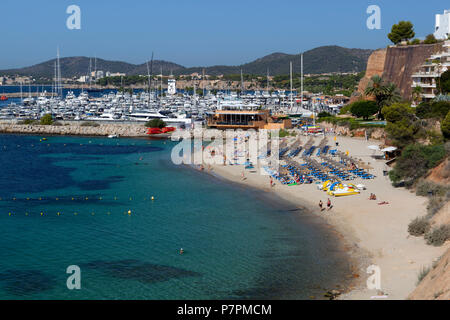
(180, 248, 184, 255)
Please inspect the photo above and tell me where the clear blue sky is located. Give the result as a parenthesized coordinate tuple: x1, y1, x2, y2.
(0, 0, 447, 68)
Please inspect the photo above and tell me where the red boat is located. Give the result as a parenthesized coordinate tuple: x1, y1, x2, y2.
(0, 95, 8, 101)
(147, 127, 176, 135)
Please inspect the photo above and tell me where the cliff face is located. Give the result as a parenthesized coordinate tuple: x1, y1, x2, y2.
(382, 44, 443, 100)
(356, 49, 386, 96)
(356, 43, 443, 101)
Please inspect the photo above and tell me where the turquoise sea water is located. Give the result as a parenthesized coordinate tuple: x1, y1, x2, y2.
(0, 134, 351, 300)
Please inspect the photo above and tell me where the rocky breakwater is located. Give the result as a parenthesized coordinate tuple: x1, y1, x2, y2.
(0, 121, 150, 137)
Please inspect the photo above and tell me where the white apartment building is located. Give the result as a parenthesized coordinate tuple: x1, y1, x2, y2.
(411, 40, 450, 102)
(434, 10, 450, 40)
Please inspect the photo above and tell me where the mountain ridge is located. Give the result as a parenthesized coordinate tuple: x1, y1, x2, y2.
(0, 46, 374, 78)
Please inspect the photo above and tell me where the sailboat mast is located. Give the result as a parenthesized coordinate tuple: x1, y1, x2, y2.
(89, 57, 92, 89)
(150, 52, 154, 98)
(57, 47, 62, 97)
(240, 69, 244, 95)
(94, 56, 97, 83)
(301, 53, 304, 109)
(202, 68, 205, 97)
(160, 66, 163, 99)
(290, 61, 293, 111)
(53, 61, 57, 97)
(146, 60, 151, 95)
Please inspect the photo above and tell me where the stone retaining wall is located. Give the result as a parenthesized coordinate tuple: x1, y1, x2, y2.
(0, 122, 149, 137)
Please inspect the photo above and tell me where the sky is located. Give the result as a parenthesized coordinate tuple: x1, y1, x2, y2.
(0, 0, 448, 69)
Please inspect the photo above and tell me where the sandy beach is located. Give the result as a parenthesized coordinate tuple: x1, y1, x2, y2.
(199, 134, 449, 300)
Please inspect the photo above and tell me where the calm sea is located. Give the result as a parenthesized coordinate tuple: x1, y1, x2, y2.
(0, 134, 351, 299)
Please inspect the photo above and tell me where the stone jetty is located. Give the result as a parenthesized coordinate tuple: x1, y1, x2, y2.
(0, 121, 150, 137)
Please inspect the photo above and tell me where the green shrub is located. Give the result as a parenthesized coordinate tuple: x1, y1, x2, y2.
(80, 121, 100, 127)
(416, 103, 432, 119)
(278, 129, 297, 138)
(145, 118, 167, 128)
(317, 112, 332, 118)
(389, 144, 446, 185)
(423, 34, 438, 44)
(417, 266, 431, 284)
(425, 225, 450, 247)
(339, 104, 352, 115)
(442, 111, 450, 140)
(408, 217, 431, 237)
(427, 196, 448, 217)
(416, 180, 448, 197)
(349, 100, 378, 120)
(40, 114, 53, 125)
(438, 70, 450, 94)
(431, 101, 450, 119)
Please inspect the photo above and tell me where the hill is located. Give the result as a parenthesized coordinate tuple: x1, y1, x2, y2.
(0, 57, 184, 79)
(0, 46, 373, 78)
(183, 46, 373, 76)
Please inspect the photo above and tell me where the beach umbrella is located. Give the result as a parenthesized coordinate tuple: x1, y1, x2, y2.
(381, 147, 397, 153)
(367, 145, 380, 151)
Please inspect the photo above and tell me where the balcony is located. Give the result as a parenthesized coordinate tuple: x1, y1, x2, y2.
(412, 71, 439, 77)
(411, 82, 436, 88)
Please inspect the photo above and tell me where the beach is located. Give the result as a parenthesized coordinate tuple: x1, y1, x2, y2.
(204, 134, 449, 300)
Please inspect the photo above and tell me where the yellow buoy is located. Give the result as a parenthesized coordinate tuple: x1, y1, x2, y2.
(128, 210, 131, 215)
(40, 212, 44, 216)
(151, 196, 155, 201)
(8, 212, 11, 216)
(57, 212, 60, 216)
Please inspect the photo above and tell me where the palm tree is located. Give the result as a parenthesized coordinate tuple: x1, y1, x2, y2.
(365, 75, 388, 118)
(412, 86, 423, 106)
(365, 75, 402, 118)
(381, 83, 402, 107)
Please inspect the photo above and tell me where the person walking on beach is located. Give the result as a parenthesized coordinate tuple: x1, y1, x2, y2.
(327, 198, 333, 211)
(319, 200, 324, 212)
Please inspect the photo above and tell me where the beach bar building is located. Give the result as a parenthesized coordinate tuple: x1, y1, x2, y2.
(207, 109, 292, 130)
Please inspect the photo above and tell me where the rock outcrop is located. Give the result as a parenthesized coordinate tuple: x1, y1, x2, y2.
(355, 49, 387, 98)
